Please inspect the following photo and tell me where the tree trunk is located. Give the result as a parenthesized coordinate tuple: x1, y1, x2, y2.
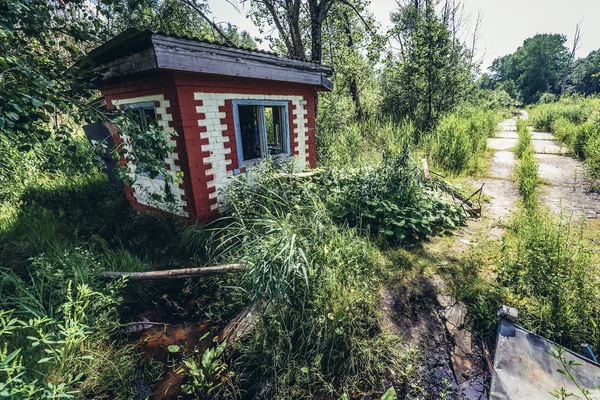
(220, 299, 265, 348)
(560, 22, 581, 97)
(342, 12, 363, 119)
(99, 264, 244, 281)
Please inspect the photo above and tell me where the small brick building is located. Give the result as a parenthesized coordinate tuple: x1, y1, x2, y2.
(88, 29, 333, 219)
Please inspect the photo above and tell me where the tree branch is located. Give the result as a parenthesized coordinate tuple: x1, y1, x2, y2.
(180, 0, 236, 46)
(338, 0, 372, 32)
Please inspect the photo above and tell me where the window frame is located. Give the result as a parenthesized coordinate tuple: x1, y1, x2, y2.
(232, 100, 291, 167)
(121, 101, 165, 181)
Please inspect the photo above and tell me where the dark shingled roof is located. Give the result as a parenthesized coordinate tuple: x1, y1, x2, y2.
(87, 29, 333, 90)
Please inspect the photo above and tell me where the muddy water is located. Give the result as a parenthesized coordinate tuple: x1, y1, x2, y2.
(131, 320, 215, 399)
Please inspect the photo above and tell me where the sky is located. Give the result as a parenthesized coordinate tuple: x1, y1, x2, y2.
(208, 0, 599, 71)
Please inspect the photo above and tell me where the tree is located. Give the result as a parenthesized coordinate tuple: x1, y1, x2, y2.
(244, 0, 372, 63)
(569, 50, 600, 95)
(560, 22, 581, 97)
(103, 0, 256, 47)
(489, 34, 569, 104)
(381, 0, 474, 131)
(321, 3, 383, 118)
(0, 0, 254, 191)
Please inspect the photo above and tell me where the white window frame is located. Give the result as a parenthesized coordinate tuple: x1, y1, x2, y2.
(232, 100, 291, 167)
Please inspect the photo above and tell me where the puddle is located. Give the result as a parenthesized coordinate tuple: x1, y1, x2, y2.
(131, 319, 216, 399)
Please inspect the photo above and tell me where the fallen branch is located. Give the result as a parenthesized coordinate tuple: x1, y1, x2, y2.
(100, 264, 244, 281)
(219, 299, 264, 349)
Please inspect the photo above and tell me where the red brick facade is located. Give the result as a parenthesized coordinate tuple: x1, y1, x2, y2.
(101, 71, 319, 220)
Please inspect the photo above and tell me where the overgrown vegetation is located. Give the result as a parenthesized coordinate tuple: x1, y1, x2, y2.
(453, 113, 600, 364)
(6, 0, 598, 398)
(529, 95, 600, 180)
(515, 118, 540, 205)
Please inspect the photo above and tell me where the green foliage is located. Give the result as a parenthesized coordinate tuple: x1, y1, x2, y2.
(569, 49, 600, 96)
(197, 157, 461, 397)
(426, 107, 497, 175)
(538, 92, 557, 104)
(382, 0, 474, 130)
(515, 119, 539, 206)
(316, 112, 415, 168)
(550, 346, 600, 399)
(515, 118, 531, 158)
(181, 341, 228, 397)
(499, 211, 600, 351)
(112, 112, 180, 191)
(323, 150, 469, 241)
(489, 33, 569, 104)
(516, 147, 540, 207)
(529, 96, 600, 179)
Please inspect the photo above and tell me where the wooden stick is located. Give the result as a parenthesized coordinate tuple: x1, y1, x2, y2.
(219, 299, 264, 348)
(100, 264, 244, 281)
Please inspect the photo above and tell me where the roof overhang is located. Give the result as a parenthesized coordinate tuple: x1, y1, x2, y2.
(86, 29, 334, 91)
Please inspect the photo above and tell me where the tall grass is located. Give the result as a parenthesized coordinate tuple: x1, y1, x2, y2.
(208, 163, 412, 398)
(515, 118, 540, 207)
(426, 107, 497, 175)
(529, 95, 600, 180)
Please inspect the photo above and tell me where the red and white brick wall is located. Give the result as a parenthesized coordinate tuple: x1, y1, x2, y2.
(193, 92, 311, 208)
(111, 94, 188, 216)
(101, 71, 319, 220)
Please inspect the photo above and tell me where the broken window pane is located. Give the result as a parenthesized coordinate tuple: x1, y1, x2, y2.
(239, 105, 261, 161)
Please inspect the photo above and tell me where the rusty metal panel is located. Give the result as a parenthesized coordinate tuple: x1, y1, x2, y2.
(490, 319, 600, 399)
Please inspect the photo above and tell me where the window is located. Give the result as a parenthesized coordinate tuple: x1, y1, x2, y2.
(122, 102, 157, 129)
(122, 101, 164, 179)
(233, 100, 290, 164)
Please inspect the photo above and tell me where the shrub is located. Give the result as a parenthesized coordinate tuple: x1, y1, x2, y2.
(207, 155, 468, 397)
(538, 92, 557, 104)
(517, 147, 540, 206)
(427, 108, 496, 174)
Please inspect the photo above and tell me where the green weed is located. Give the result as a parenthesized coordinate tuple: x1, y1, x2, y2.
(427, 107, 497, 175)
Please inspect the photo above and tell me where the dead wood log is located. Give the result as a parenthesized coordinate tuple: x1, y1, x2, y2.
(100, 264, 244, 281)
(219, 299, 264, 348)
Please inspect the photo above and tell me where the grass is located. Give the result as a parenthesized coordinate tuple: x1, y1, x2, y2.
(443, 110, 600, 361)
(426, 107, 497, 175)
(528, 95, 600, 181)
(199, 150, 472, 398)
(515, 118, 540, 206)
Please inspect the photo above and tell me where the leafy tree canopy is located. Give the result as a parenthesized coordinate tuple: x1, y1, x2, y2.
(488, 33, 569, 104)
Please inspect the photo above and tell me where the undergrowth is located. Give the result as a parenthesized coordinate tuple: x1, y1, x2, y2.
(529, 95, 600, 181)
(515, 118, 540, 206)
(182, 150, 471, 398)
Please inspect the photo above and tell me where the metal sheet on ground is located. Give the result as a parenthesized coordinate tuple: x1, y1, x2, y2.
(490, 319, 600, 399)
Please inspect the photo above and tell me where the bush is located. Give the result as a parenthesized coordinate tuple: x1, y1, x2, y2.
(208, 155, 468, 397)
(528, 96, 600, 180)
(538, 92, 557, 104)
(322, 149, 468, 242)
(427, 107, 496, 174)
